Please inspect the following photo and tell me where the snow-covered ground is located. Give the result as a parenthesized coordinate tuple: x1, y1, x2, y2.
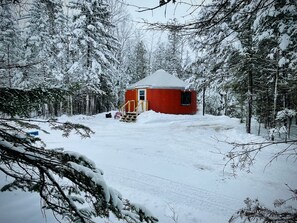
(1, 111, 296, 223)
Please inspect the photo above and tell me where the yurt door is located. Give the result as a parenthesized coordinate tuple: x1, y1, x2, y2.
(137, 89, 147, 112)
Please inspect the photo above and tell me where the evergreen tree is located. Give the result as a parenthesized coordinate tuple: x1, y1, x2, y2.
(67, 0, 119, 114)
(253, 0, 297, 128)
(188, 3, 241, 118)
(189, 1, 268, 133)
(107, 0, 135, 106)
(124, 38, 149, 83)
(24, 0, 67, 88)
(165, 19, 183, 77)
(20, 0, 69, 116)
(0, 2, 158, 221)
(0, 1, 24, 88)
(152, 41, 168, 73)
(133, 40, 148, 81)
(123, 39, 136, 82)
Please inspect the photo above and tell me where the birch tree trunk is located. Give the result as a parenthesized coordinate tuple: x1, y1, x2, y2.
(86, 94, 89, 115)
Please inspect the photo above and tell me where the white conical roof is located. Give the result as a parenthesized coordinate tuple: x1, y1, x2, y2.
(127, 69, 187, 89)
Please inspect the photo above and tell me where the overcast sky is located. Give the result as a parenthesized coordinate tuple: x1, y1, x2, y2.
(120, 1, 200, 60)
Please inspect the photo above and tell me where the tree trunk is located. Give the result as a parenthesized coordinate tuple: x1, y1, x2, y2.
(246, 69, 253, 134)
(90, 94, 95, 115)
(60, 102, 62, 116)
(224, 92, 228, 116)
(240, 95, 244, 123)
(244, 20, 254, 134)
(70, 95, 73, 116)
(54, 102, 59, 117)
(272, 65, 279, 127)
(288, 117, 292, 139)
(43, 104, 49, 117)
(202, 85, 206, 116)
(258, 121, 261, 136)
(86, 94, 89, 115)
(8, 44, 12, 88)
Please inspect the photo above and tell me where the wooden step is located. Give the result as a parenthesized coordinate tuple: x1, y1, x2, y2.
(120, 113, 138, 122)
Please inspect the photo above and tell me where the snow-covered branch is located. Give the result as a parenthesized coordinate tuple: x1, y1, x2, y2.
(0, 120, 158, 223)
(0, 93, 157, 223)
(221, 139, 297, 175)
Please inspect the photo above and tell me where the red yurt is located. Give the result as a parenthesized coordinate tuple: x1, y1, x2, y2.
(123, 69, 197, 115)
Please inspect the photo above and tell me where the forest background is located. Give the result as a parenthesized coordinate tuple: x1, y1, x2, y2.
(1, 0, 296, 135)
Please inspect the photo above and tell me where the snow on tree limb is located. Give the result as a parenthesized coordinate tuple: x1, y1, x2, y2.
(0, 86, 158, 222)
(0, 121, 158, 223)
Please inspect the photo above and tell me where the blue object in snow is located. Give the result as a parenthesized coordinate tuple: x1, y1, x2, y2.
(27, 131, 39, 136)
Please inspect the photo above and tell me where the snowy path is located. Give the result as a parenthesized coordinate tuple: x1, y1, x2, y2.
(1, 111, 296, 223)
(105, 166, 242, 218)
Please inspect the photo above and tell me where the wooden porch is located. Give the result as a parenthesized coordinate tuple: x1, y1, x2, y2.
(119, 100, 148, 122)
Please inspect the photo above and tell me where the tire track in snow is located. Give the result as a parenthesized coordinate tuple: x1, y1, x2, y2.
(105, 167, 242, 217)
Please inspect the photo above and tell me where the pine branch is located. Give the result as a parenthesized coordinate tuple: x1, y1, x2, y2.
(0, 119, 157, 223)
(0, 87, 69, 117)
(0, 60, 44, 69)
(229, 197, 297, 223)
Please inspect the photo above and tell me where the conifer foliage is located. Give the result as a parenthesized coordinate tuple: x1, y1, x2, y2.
(150, 1, 297, 222)
(186, 0, 297, 133)
(68, 0, 118, 93)
(0, 1, 158, 222)
(1, 0, 122, 116)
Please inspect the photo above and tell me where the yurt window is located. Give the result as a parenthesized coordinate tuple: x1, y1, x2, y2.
(181, 91, 191, 105)
(138, 89, 146, 100)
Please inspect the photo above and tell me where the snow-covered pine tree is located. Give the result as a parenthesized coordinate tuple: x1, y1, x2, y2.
(165, 19, 183, 78)
(107, 0, 135, 107)
(187, 1, 243, 118)
(148, 1, 297, 222)
(186, 54, 237, 117)
(133, 40, 149, 81)
(0, 1, 24, 88)
(25, 0, 66, 87)
(123, 35, 149, 83)
(151, 40, 168, 73)
(189, 0, 267, 133)
(67, 0, 119, 114)
(253, 0, 297, 128)
(204, 0, 269, 133)
(22, 0, 68, 116)
(123, 39, 136, 83)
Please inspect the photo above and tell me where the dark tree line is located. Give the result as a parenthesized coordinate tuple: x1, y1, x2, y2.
(0, 0, 120, 116)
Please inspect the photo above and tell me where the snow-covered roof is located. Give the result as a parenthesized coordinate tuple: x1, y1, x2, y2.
(127, 69, 188, 90)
